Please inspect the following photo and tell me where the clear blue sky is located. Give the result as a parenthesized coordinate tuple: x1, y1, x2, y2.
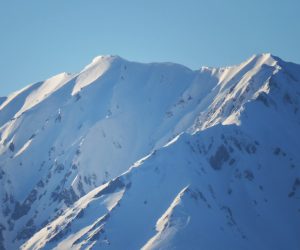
(0, 0, 300, 96)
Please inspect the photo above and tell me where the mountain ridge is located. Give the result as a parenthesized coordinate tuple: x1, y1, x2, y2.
(0, 53, 300, 250)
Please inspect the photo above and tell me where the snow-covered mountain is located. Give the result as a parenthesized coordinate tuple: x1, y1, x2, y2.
(0, 53, 300, 250)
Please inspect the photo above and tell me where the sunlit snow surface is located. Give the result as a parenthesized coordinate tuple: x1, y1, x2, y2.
(0, 54, 300, 250)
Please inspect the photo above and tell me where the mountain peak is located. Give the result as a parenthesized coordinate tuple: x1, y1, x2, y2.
(80, 55, 124, 75)
(249, 52, 280, 65)
(91, 55, 123, 64)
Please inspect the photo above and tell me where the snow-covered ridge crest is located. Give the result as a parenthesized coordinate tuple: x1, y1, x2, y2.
(72, 55, 124, 95)
(15, 72, 74, 117)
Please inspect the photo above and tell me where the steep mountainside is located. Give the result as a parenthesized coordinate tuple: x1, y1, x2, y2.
(0, 54, 300, 249)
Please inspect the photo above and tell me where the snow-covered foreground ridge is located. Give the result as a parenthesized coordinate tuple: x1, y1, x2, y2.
(0, 53, 300, 249)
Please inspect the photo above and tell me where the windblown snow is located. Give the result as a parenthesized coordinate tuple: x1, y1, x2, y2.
(0, 53, 300, 250)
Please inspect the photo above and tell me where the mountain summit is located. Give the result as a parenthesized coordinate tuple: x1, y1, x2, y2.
(0, 54, 300, 250)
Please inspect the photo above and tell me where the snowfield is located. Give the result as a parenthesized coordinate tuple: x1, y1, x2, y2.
(0, 53, 300, 249)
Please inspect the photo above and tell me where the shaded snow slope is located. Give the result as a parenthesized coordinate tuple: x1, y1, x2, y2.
(1, 53, 300, 249)
(22, 121, 300, 250)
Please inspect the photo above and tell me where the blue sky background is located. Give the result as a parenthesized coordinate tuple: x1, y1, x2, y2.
(0, 0, 300, 96)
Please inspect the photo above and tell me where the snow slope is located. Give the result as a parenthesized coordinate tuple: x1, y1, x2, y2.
(1, 53, 300, 249)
